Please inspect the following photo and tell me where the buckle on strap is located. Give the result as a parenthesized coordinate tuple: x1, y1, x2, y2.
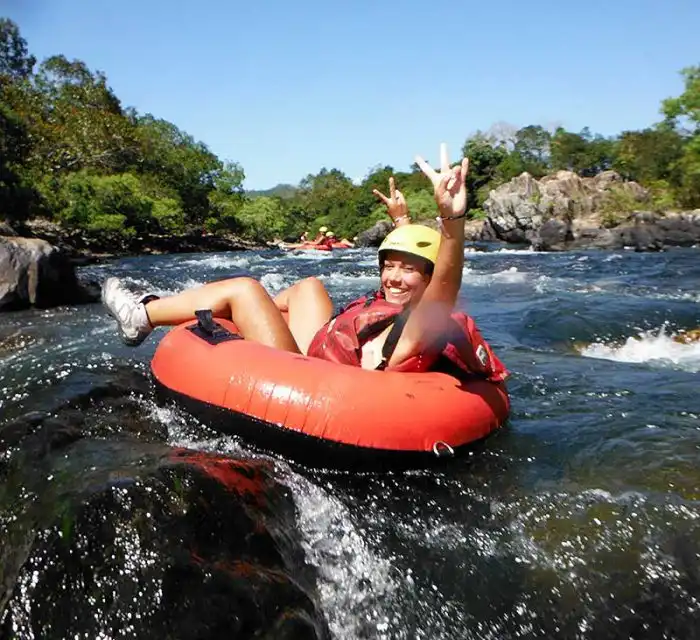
(187, 309, 241, 345)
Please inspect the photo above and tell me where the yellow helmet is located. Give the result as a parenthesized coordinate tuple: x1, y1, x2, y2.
(378, 224, 441, 266)
(319, 226, 328, 233)
(325, 230, 335, 237)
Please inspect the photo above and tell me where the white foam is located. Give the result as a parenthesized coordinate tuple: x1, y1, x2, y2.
(281, 473, 399, 640)
(259, 272, 292, 294)
(580, 327, 700, 372)
(487, 248, 539, 255)
(178, 255, 251, 270)
(465, 266, 529, 286)
(286, 249, 334, 259)
(318, 272, 376, 286)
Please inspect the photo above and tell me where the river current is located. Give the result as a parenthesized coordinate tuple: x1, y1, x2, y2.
(1, 245, 699, 639)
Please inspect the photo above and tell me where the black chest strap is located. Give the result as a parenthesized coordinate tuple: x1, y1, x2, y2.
(375, 309, 410, 371)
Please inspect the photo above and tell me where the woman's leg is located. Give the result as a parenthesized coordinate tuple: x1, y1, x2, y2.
(103, 276, 333, 353)
(272, 277, 333, 354)
(145, 277, 300, 352)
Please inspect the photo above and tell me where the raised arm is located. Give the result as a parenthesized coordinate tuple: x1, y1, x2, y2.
(388, 143, 469, 366)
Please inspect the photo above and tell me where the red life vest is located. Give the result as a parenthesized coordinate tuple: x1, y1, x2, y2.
(306, 291, 509, 382)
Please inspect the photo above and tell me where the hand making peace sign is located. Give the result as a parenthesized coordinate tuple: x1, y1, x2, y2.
(372, 177, 410, 226)
(414, 143, 470, 219)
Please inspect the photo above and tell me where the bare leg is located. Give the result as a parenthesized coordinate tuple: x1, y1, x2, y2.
(273, 277, 334, 354)
(145, 277, 300, 352)
(145, 276, 333, 354)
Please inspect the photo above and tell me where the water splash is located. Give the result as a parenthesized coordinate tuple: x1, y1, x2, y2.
(580, 327, 700, 372)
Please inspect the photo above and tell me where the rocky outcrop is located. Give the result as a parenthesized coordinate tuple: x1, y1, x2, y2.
(482, 170, 649, 244)
(0, 236, 99, 311)
(481, 171, 700, 251)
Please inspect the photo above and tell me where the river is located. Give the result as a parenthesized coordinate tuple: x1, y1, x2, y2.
(1, 244, 699, 639)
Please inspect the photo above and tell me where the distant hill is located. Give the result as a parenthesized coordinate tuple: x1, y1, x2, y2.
(246, 184, 298, 199)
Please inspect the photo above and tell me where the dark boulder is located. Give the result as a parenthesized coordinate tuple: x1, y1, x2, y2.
(0, 236, 99, 311)
(355, 220, 393, 247)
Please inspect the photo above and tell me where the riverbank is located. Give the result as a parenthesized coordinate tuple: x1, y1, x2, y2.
(5, 218, 265, 265)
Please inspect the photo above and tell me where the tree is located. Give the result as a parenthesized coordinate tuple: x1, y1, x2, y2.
(663, 66, 700, 133)
(512, 125, 551, 177)
(27, 55, 140, 177)
(0, 19, 37, 220)
(550, 127, 615, 177)
(461, 132, 509, 209)
(206, 160, 246, 231)
(236, 196, 288, 240)
(613, 127, 684, 184)
(0, 18, 35, 81)
(662, 66, 700, 207)
(295, 168, 359, 236)
(136, 115, 223, 224)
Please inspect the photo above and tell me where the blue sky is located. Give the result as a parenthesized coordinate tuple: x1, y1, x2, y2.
(5, 0, 699, 189)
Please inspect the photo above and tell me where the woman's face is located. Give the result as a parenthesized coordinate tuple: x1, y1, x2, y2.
(380, 250, 431, 306)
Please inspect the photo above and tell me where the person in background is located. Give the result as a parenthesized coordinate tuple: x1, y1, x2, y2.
(310, 226, 328, 245)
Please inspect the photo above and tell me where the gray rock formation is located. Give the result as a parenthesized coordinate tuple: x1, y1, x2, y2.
(480, 170, 700, 250)
(0, 236, 99, 311)
(482, 170, 649, 244)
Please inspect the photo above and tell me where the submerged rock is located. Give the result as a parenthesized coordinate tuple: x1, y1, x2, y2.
(0, 378, 330, 639)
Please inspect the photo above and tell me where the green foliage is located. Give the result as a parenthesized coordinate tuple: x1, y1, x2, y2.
(646, 180, 677, 211)
(512, 125, 551, 177)
(58, 172, 149, 232)
(0, 18, 35, 80)
(0, 19, 248, 240)
(236, 196, 288, 241)
(57, 171, 186, 237)
(662, 66, 700, 131)
(461, 132, 509, 209)
(151, 198, 186, 234)
(86, 213, 132, 236)
(662, 66, 700, 207)
(550, 127, 616, 177)
(613, 127, 684, 184)
(599, 210, 623, 229)
(404, 191, 439, 221)
(599, 186, 647, 223)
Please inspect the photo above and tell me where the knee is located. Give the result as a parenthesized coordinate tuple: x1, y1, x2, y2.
(296, 277, 327, 295)
(222, 277, 266, 299)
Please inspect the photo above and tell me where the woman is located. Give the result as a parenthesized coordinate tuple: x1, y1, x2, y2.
(102, 144, 507, 380)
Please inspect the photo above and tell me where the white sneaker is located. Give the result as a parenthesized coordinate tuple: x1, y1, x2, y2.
(101, 277, 154, 346)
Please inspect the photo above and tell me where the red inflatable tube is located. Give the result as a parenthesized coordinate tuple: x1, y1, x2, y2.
(151, 318, 510, 468)
(298, 243, 331, 251)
